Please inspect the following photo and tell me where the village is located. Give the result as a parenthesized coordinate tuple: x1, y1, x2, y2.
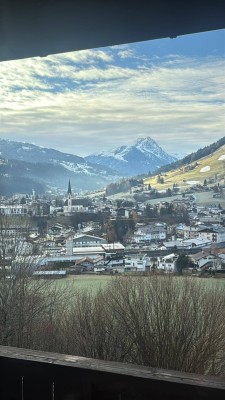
(1, 178, 225, 279)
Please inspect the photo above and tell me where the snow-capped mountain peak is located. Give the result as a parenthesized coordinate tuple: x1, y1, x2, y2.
(85, 137, 177, 176)
(135, 137, 164, 155)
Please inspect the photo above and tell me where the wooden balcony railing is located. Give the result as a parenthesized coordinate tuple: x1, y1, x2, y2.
(0, 345, 225, 399)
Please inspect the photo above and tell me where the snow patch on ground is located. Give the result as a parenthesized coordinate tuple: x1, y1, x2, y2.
(186, 180, 201, 185)
(60, 161, 95, 176)
(218, 155, 225, 161)
(77, 163, 95, 175)
(60, 162, 78, 172)
(200, 166, 210, 173)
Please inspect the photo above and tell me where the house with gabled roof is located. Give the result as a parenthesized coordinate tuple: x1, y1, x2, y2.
(189, 250, 222, 271)
(198, 225, 225, 244)
(72, 234, 107, 247)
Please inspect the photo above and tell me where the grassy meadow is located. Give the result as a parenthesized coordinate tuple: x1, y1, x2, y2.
(52, 274, 225, 294)
(144, 145, 225, 191)
(53, 274, 112, 292)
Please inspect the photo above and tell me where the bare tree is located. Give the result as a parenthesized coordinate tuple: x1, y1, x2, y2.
(61, 275, 225, 376)
(63, 287, 133, 362)
(0, 215, 74, 349)
(102, 275, 225, 375)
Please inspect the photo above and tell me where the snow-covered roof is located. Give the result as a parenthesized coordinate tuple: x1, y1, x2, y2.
(33, 270, 66, 275)
(73, 234, 106, 241)
(102, 243, 125, 251)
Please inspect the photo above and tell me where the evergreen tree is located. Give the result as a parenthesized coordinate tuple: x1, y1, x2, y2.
(175, 254, 193, 275)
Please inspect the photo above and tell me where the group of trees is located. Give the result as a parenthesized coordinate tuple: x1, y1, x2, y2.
(175, 254, 195, 274)
(144, 203, 189, 225)
(0, 215, 65, 347)
(70, 212, 104, 230)
(157, 175, 164, 184)
(105, 216, 136, 243)
(133, 187, 176, 203)
(1, 273, 225, 376)
(63, 276, 225, 375)
(106, 178, 143, 196)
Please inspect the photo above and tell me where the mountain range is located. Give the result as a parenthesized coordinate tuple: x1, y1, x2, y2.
(0, 137, 176, 195)
(85, 137, 177, 176)
(0, 139, 120, 195)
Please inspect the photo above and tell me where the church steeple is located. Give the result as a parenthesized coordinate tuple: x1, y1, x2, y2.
(68, 179, 72, 196)
(67, 179, 72, 213)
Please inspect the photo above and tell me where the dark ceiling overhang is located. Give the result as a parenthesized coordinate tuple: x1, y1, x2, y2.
(0, 0, 225, 62)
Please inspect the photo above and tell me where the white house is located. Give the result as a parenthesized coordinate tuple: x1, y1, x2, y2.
(198, 226, 225, 244)
(0, 205, 28, 215)
(123, 254, 150, 272)
(183, 226, 199, 239)
(190, 252, 221, 270)
(72, 234, 107, 248)
(132, 224, 167, 243)
(156, 253, 178, 272)
(163, 238, 211, 250)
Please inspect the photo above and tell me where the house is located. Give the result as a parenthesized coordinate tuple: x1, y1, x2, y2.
(131, 224, 167, 244)
(189, 251, 221, 270)
(48, 223, 74, 236)
(156, 253, 178, 272)
(163, 238, 211, 250)
(72, 234, 107, 248)
(123, 254, 150, 273)
(198, 215, 223, 225)
(176, 225, 199, 239)
(198, 226, 225, 244)
(184, 238, 212, 248)
(0, 205, 28, 215)
(101, 242, 125, 254)
(75, 257, 94, 270)
(117, 207, 130, 218)
(163, 240, 190, 250)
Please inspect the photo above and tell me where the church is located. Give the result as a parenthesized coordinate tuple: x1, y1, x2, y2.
(63, 180, 90, 215)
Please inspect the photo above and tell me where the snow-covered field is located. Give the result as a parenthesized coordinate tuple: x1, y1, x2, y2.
(60, 161, 95, 175)
(200, 166, 211, 173)
(186, 180, 201, 185)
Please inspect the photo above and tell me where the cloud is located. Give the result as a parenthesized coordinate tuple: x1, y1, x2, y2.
(117, 49, 136, 59)
(0, 45, 224, 156)
(47, 48, 114, 64)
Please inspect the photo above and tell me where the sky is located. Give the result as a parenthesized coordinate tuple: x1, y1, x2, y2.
(0, 29, 224, 157)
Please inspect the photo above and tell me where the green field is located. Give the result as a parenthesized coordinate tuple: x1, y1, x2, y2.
(145, 191, 225, 207)
(194, 192, 225, 207)
(52, 274, 225, 294)
(54, 274, 112, 292)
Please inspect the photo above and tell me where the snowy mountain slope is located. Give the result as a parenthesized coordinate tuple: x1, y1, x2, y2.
(0, 139, 85, 164)
(0, 139, 121, 194)
(85, 137, 177, 176)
